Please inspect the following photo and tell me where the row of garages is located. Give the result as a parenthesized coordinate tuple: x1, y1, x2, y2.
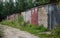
(7, 4, 59, 30)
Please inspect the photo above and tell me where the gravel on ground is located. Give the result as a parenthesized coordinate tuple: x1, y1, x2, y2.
(0, 24, 39, 38)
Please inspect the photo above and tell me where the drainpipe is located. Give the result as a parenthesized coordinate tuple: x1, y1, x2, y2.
(50, 6, 52, 30)
(48, 4, 53, 30)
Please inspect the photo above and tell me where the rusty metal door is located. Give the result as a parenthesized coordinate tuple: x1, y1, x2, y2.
(31, 7, 38, 25)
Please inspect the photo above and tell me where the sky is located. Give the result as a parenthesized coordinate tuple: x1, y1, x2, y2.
(3, 0, 16, 2)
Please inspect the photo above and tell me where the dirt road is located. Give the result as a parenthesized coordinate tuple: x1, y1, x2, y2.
(0, 24, 39, 38)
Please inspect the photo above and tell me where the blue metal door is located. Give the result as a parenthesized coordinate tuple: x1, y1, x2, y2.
(48, 4, 58, 30)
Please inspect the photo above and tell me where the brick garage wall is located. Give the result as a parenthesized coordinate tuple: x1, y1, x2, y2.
(38, 5, 48, 28)
(6, 6, 49, 28)
(6, 4, 59, 29)
(22, 6, 48, 28)
(22, 7, 38, 25)
(7, 13, 19, 22)
(21, 10, 31, 23)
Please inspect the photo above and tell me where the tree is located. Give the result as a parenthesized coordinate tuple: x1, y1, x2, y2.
(58, 1, 60, 12)
(13, 0, 19, 13)
(50, 0, 58, 3)
(0, 2, 4, 21)
(36, 0, 49, 5)
(1, 0, 59, 20)
(0, 2, 3, 15)
(25, 0, 34, 9)
(18, 0, 25, 12)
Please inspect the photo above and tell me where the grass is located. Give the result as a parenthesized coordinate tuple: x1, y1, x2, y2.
(0, 31, 2, 38)
(0, 20, 50, 38)
(0, 29, 3, 38)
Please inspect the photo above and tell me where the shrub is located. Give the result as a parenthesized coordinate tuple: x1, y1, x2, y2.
(51, 25, 60, 38)
(18, 15, 24, 26)
(37, 25, 47, 32)
(1, 20, 47, 32)
(0, 30, 3, 38)
(0, 20, 16, 26)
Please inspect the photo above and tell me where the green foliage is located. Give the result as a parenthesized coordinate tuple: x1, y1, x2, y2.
(1, 20, 13, 26)
(0, 0, 34, 17)
(50, 0, 58, 3)
(0, 3, 3, 13)
(59, 1, 60, 4)
(59, 1, 60, 9)
(38, 34, 51, 38)
(24, 24, 47, 35)
(0, 0, 50, 18)
(36, 0, 49, 5)
(0, 2, 4, 17)
(0, 0, 15, 18)
(37, 25, 47, 32)
(51, 25, 60, 38)
(18, 15, 24, 26)
(0, 30, 3, 38)
(0, 0, 53, 17)
(26, 0, 34, 9)
(18, 0, 25, 11)
(0, 31, 2, 38)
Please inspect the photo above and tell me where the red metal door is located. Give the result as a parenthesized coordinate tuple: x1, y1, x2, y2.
(31, 7, 38, 25)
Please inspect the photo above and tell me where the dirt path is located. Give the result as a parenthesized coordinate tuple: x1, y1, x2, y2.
(0, 24, 39, 38)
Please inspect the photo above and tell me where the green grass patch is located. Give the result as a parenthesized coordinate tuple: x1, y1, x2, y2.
(0, 20, 50, 38)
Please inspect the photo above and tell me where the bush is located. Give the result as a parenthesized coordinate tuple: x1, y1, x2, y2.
(22, 24, 48, 35)
(18, 15, 24, 26)
(37, 25, 47, 32)
(0, 30, 3, 38)
(51, 25, 60, 38)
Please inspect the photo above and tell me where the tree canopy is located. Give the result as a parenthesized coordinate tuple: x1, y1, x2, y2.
(0, 0, 59, 18)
